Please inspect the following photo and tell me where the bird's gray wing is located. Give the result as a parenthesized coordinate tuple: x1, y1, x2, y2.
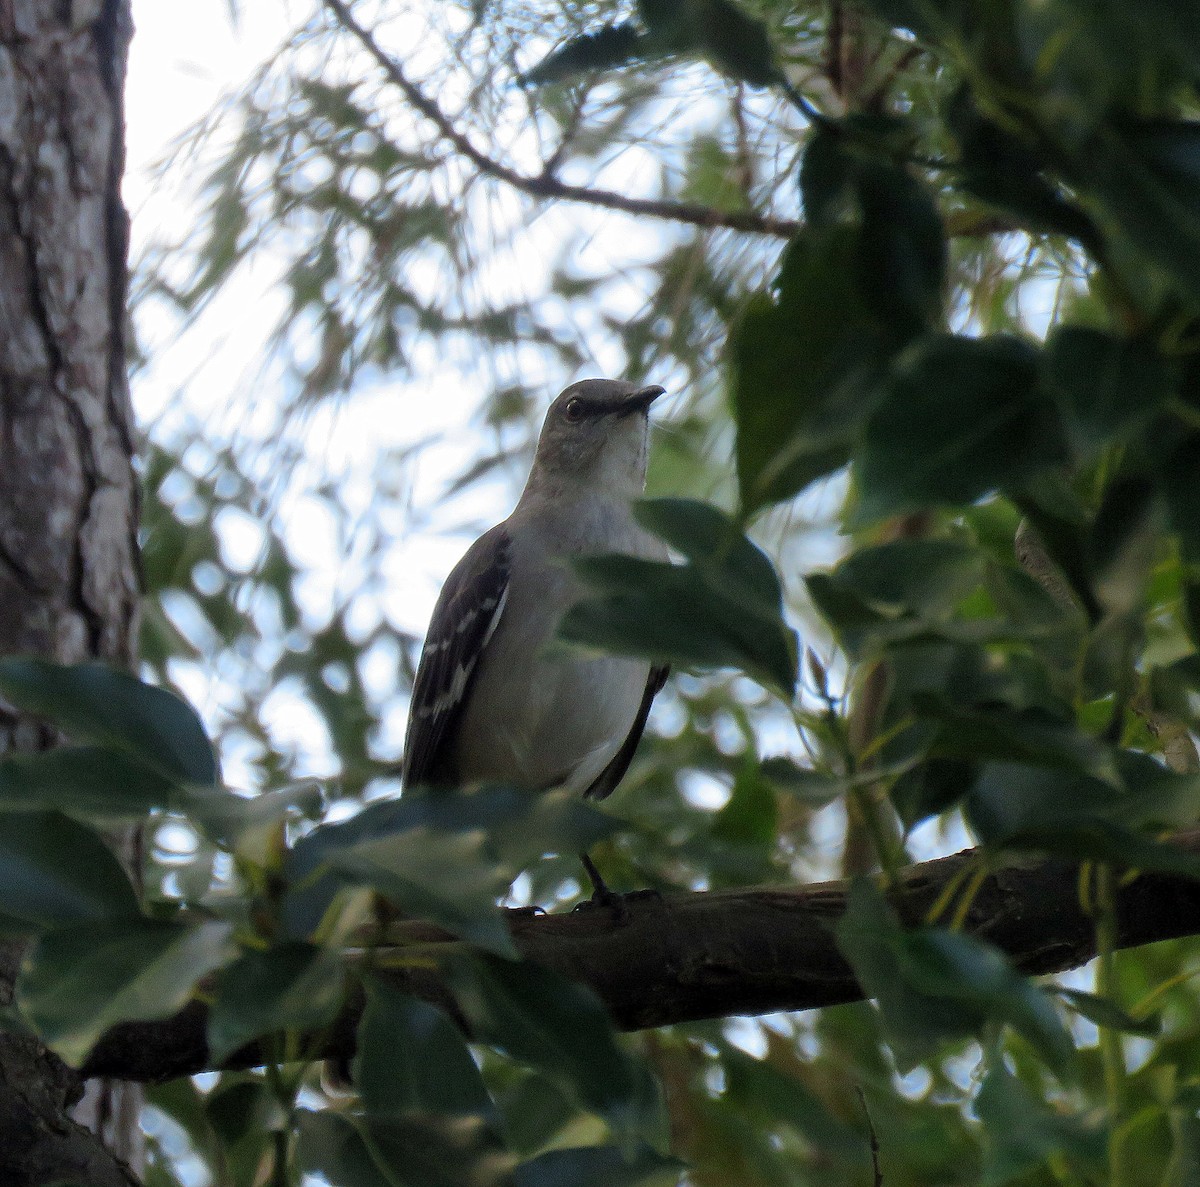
(401, 524, 511, 789)
(583, 664, 669, 801)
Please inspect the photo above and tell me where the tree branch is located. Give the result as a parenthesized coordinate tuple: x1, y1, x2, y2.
(83, 832, 1200, 1083)
(321, 0, 802, 240)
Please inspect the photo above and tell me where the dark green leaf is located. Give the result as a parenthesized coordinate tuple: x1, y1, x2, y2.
(296, 1111, 399, 1187)
(520, 24, 644, 85)
(856, 334, 1064, 523)
(834, 879, 982, 1070)
(0, 811, 139, 930)
(916, 700, 1119, 785)
(808, 540, 987, 655)
(1078, 118, 1200, 310)
(835, 880, 1074, 1076)
(722, 1045, 870, 1163)
(976, 1059, 1106, 1184)
(282, 787, 617, 939)
(639, 0, 778, 86)
(730, 227, 889, 512)
(565, 506, 797, 694)
(633, 498, 782, 607)
(205, 1078, 287, 1145)
(448, 954, 662, 1145)
(1162, 435, 1200, 563)
(356, 982, 501, 1132)
(514, 1144, 682, 1187)
(0, 746, 179, 820)
(0, 660, 216, 786)
(890, 758, 975, 827)
(946, 86, 1099, 245)
(19, 918, 236, 1065)
(1043, 327, 1172, 456)
(324, 826, 517, 958)
(965, 750, 1200, 851)
(362, 1115, 517, 1187)
(801, 120, 946, 334)
(1057, 988, 1160, 1036)
(207, 941, 346, 1062)
(893, 929, 1075, 1078)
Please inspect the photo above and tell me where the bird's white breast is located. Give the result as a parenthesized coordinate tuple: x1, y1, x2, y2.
(450, 492, 663, 792)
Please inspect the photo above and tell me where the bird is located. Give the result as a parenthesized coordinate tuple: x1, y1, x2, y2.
(401, 377, 670, 906)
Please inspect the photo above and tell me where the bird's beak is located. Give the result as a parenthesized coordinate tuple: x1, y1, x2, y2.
(615, 384, 666, 417)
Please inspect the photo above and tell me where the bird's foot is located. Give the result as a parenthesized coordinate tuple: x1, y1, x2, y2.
(573, 885, 660, 922)
(504, 904, 546, 918)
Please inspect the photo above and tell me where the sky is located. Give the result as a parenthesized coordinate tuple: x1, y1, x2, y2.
(123, 1, 516, 774)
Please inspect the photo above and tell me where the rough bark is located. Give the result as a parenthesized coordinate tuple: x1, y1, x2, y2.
(0, 1, 140, 1182)
(82, 833, 1200, 1083)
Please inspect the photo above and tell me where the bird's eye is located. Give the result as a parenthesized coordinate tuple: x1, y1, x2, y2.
(564, 397, 585, 422)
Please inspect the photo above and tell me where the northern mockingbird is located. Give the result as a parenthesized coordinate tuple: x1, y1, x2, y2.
(402, 378, 670, 903)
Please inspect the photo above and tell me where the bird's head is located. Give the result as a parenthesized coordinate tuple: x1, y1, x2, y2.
(528, 378, 665, 497)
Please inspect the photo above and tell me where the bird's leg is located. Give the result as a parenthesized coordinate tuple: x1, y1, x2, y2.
(579, 851, 619, 907)
(575, 851, 660, 919)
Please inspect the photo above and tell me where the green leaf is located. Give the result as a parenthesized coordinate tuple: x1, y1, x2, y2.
(324, 826, 517, 958)
(856, 334, 1065, 523)
(564, 502, 796, 694)
(19, 918, 236, 1065)
(0, 811, 139, 930)
(708, 763, 779, 882)
(1079, 118, 1200, 310)
(802, 119, 946, 334)
(184, 780, 324, 860)
(0, 746, 180, 820)
(207, 941, 347, 1062)
(0, 660, 216, 786)
(806, 538, 989, 655)
(362, 1115, 517, 1187)
(757, 757, 849, 806)
(296, 1111, 403, 1187)
(711, 764, 777, 847)
(632, 499, 781, 607)
(834, 880, 982, 1070)
(520, 24, 644, 85)
(638, 0, 778, 86)
(965, 750, 1200, 852)
(448, 954, 662, 1147)
(976, 1059, 1106, 1184)
(282, 787, 617, 939)
(730, 228, 888, 512)
(1162, 434, 1200, 563)
(890, 758, 975, 827)
(834, 880, 1074, 1076)
(1057, 988, 1160, 1036)
(893, 929, 1076, 1078)
(722, 1044, 870, 1163)
(1043, 327, 1172, 457)
(206, 1077, 287, 1142)
(946, 86, 1099, 245)
(514, 1145, 683, 1187)
(356, 982, 502, 1132)
(916, 700, 1119, 785)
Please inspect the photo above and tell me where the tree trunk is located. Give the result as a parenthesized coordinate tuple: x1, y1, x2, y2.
(0, 1, 141, 1182)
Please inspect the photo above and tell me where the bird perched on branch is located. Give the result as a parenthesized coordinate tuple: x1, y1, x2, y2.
(401, 378, 670, 905)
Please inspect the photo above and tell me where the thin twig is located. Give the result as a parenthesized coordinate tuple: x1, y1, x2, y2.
(856, 1085, 884, 1187)
(322, 0, 801, 239)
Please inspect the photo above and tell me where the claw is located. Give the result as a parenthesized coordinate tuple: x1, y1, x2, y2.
(574, 852, 659, 921)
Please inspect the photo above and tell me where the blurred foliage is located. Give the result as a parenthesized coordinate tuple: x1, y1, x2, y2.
(9, 0, 1200, 1182)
